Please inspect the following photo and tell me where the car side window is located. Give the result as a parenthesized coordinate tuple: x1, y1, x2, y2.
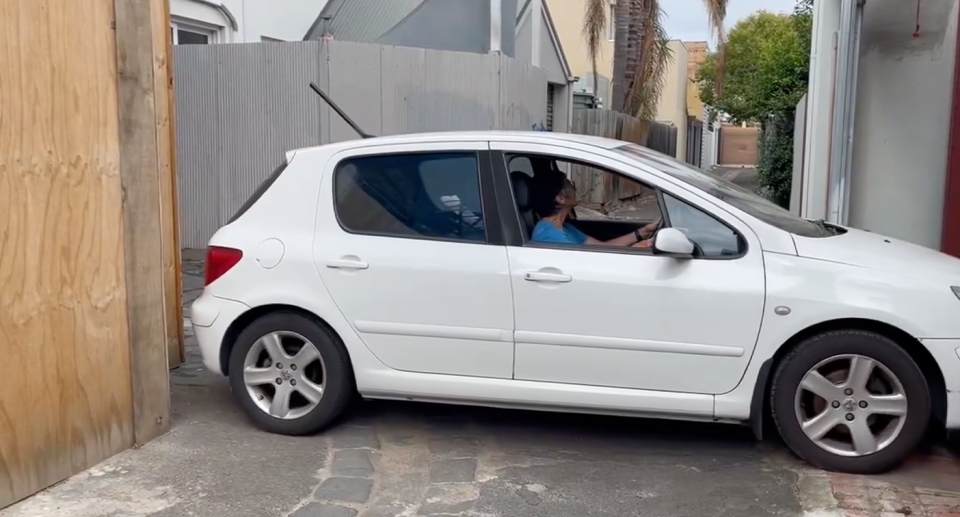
(662, 193, 742, 257)
(334, 152, 486, 243)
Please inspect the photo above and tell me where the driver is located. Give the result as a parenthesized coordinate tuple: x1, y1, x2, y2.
(528, 171, 659, 249)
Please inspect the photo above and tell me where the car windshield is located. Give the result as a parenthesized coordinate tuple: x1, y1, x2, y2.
(613, 144, 834, 238)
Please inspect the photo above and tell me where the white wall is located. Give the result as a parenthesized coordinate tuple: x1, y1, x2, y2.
(655, 40, 690, 161)
(804, 0, 959, 249)
(847, 0, 958, 249)
(171, 0, 329, 43)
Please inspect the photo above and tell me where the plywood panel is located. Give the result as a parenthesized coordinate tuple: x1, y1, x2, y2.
(0, 0, 134, 507)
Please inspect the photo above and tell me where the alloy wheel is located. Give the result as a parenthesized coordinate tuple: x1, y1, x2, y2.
(242, 331, 327, 420)
(794, 354, 908, 457)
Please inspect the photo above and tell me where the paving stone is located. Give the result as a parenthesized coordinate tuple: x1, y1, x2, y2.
(331, 449, 375, 478)
(418, 485, 478, 516)
(315, 477, 373, 503)
(429, 458, 477, 484)
(290, 502, 358, 517)
(362, 502, 416, 517)
(426, 435, 481, 457)
(327, 425, 381, 450)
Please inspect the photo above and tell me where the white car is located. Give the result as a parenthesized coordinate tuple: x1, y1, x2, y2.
(191, 130, 960, 475)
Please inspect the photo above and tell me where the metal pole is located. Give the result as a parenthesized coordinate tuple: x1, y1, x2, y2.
(839, 0, 865, 226)
(489, 0, 503, 54)
(827, 0, 865, 225)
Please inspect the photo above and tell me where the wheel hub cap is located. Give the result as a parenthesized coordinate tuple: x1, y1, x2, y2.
(841, 398, 857, 412)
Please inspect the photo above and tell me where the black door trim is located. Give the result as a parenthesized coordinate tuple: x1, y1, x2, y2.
(486, 150, 527, 247)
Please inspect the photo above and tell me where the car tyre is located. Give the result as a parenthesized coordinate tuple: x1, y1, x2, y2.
(770, 329, 930, 474)
(228, 311, 355, 436)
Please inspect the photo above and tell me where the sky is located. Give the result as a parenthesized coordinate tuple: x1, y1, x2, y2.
(661, 0, 797, 46)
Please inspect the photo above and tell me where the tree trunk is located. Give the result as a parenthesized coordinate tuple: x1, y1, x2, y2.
(610, 0, 633, 112)
(612, 0, 648, 116)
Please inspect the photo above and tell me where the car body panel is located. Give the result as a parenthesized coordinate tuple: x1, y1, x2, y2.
(312, 141, 517, 379)
(190, 130, 960, 431)
(488, 140, 766, 395)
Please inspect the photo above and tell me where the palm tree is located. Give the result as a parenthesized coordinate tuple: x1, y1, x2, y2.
(583, 0, 727, 119)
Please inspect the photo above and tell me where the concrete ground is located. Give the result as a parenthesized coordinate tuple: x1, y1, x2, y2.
(5, 253, 960, 517)
(712, 165, 760, 190)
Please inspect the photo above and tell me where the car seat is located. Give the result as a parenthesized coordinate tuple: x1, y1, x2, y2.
(510, 171, 537, 238)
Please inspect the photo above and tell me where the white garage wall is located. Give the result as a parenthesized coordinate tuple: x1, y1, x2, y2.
(846, 0, 958, 249)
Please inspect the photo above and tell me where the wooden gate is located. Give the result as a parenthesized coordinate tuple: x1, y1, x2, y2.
(686, 117, 704, 167)
(718, 125, 760, 166)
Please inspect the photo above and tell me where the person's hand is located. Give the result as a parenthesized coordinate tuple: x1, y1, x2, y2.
(640, 218, 661, 239)
(632, 239, 654, 250)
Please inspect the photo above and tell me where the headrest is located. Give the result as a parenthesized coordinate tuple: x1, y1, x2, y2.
(510, 171, 531, 209)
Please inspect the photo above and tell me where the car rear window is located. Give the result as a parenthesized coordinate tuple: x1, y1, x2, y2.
(333, 152, 487, 243)
(227, 161, 288, 224)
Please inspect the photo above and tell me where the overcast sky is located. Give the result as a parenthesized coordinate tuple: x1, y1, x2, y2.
(662, 0, 797, 46)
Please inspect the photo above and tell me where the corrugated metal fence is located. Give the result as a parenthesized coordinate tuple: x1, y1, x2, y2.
(570, 109, 678, 202)
(173, 41, 547, 248)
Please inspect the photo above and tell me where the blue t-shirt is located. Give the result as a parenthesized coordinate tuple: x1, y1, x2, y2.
(531, 220, 589, 245)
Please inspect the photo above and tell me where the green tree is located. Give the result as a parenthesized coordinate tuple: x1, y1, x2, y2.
(696, 10, 810, 123)
(696, 3, 812, 207)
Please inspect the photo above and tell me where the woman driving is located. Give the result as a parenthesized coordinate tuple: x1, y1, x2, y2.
(528, 171, 660, 249)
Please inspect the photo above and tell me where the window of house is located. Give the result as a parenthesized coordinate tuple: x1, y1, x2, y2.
(608, 3, 616, 41)
(171, 21, 214, 45)
(334, 152, 486, 243)
(662, 193, 742, 257)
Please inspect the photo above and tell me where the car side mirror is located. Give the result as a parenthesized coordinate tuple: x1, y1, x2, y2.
(652, 228, 694, 258)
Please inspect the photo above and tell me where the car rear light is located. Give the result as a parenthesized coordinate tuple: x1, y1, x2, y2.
(205, 246, 243, 286)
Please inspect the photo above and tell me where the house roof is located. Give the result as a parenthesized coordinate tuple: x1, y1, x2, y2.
(303, 0, 425, 41)
(516, 0, 574, 81)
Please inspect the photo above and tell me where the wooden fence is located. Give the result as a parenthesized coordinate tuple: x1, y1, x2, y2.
(686, 117, 704, 167)
(570, 109, 678, 204)
(718, 125, 760, 166)
(0, 0, 178, 508)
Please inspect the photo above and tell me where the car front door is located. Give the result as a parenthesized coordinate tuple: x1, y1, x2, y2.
(491, 141, 766, 395)
(314, 142, 516, 379)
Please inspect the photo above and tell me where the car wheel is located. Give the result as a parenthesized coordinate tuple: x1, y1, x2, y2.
(228, 311, 354, 436)
(770, 330, 930, 474)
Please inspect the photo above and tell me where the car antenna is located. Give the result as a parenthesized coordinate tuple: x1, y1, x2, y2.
(308, 81, 375, 139)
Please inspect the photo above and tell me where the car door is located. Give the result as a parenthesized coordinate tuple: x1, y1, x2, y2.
(313, 142, 516, 379)
(490, 141, 766, 395)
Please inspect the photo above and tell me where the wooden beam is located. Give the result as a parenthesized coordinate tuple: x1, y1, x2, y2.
(166, 1, 187, 368)
(152, 0, 185, 369)
(942, 3, 960, 257)
(114, 0, 173, 445)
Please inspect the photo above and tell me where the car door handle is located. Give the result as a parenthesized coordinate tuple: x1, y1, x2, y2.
(326, 258, 369, 270)
(524, 271, 572, 283)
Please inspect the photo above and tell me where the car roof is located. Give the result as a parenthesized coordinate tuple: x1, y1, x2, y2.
(287, 130, 626, 159)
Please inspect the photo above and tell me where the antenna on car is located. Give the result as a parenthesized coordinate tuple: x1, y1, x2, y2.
(308, 81, 376, 139)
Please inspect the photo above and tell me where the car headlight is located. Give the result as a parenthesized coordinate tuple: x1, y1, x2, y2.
(952, 286, 960, 300)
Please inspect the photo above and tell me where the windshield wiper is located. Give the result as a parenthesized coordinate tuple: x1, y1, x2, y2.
(811, 219, 836, 235)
